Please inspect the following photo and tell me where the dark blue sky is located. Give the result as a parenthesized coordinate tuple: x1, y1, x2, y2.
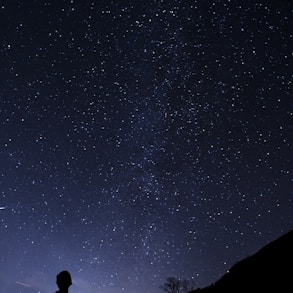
(0, 1, 292, 293)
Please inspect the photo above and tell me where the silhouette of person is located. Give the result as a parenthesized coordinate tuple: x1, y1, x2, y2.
(55, 270, 72, 293)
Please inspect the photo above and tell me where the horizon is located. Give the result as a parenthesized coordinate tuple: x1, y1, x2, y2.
(2, 228, 292, 293)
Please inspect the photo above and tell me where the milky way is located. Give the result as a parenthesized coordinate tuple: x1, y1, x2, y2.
(0, 1, 292, 293)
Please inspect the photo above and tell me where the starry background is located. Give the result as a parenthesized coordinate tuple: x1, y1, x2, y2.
(0, 1, 292, 293)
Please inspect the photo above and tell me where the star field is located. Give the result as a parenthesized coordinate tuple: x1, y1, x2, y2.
(0, 1, 292, 293)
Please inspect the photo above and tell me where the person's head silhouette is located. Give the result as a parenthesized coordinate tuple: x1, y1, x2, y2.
(56, 270, 72, 293)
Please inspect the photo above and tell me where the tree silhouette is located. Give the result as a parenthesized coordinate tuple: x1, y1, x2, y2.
(160, 277, 197, 293)
(160, 277, 181, 293)
(181, 279, 197, 293)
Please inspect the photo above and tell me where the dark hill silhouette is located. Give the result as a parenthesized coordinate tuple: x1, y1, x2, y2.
(189, 229, 293, 293)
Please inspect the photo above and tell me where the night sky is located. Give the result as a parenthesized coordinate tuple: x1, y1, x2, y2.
(0, 1, 292, 293)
